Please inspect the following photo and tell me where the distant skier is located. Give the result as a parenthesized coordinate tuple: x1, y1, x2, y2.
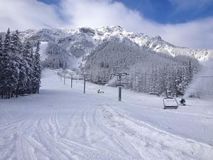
(180, 98, 186, 106)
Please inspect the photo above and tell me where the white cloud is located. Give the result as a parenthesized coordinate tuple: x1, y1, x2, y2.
(59, 0, 159, 33)
(0, 0, 212, 49)
(0, 0, 66, 30)
(161, 18, 213, 48)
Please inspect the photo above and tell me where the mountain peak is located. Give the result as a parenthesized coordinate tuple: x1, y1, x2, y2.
(17, 26, 213, 61)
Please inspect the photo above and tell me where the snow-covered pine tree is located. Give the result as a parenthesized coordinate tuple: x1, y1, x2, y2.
(10, 30, 20, 53)
(185, 60, 193, 86)
(0, 29, 42, 98)
(0, 29, 19, 98)
(11, 30, 28, 96)
(3, 29, 10, 53)
(0, 35, 3, 53)
(0, 35, 3, 58)
(17, 55, 28, 96)
(23, 41, 34, 94)
(32, 41, 41, 94)
(0, 35, 3, 97)
(10, 30, 23, 97)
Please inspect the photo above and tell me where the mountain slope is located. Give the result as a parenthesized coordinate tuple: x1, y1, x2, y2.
(17, 26, 206, 96)
(0, 69, 213, 160)
(18, 26, 212, 67)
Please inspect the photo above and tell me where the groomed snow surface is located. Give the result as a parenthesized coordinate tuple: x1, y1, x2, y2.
(0, 69, 213, 160)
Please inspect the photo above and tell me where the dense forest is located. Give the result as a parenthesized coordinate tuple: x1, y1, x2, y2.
(84, 37, 200, 96)
(0, 29, 41, 99)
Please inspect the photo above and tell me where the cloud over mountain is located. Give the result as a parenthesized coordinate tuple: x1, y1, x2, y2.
(0, 0, 212, 49)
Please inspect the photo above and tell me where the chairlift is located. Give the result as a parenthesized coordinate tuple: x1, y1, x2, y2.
(116, 84, 124, 87)
(163, 97, 179, 109)
(97, 79, 107, 85)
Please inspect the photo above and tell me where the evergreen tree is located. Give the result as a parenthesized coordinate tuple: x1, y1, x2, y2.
(11, 30, 20, 53)
(32, 41, 41, 93)
(3, 28, 11, 53)
(11, 31, 28, 96)
(10, 30, 23, 97)
(0, 29, 41, 98)
(17, 56, 28, 96)
(0, 35, 3, 53)
(0, 29, 18, 98)
(0, 36, 4, 97)
(23, 41, 34, 94)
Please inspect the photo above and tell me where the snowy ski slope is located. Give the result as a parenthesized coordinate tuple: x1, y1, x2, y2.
(0, 69, 213, 160)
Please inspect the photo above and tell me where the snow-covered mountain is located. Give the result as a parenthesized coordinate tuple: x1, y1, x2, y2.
(19, 26, 213, 66)
(89, 26, 213, 61)
(17, 26, 210, 96)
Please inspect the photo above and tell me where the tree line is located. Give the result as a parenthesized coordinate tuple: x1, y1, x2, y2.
(126, 58, 198, 97)
(84, 38, 199, 96)
(0, 29, 41, 99)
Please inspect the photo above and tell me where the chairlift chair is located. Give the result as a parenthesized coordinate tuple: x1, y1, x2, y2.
(163, 97, 179, 109)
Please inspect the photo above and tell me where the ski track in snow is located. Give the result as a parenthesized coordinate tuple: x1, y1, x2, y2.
(0, 69, 213, 160)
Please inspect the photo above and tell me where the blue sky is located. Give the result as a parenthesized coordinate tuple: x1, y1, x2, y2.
(0, 0, 213, 48)
(117, 0, 213, 24)
(39, 0, 213, 24)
